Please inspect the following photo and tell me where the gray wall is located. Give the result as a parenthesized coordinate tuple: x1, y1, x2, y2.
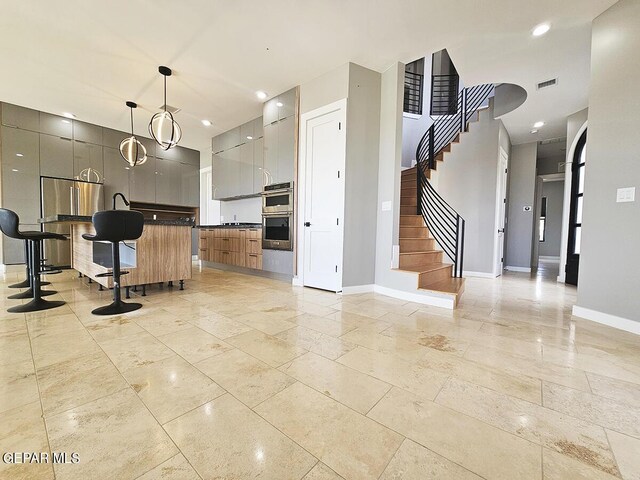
(401, 55, 433, 167)
(539, 180, 564, 257)
(219, 197, 261, 224)
(505, 142, 537, 269)
(537, 154, 565, 175)
(342, 64, 381, 287)
(577, 0, 640, 322)
(434, 102, 509, 275)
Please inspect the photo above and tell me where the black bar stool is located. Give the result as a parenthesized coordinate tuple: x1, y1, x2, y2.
(8, 241, 51, 289)
(82, 210, 144, 315)
(0, 209, 66, 313)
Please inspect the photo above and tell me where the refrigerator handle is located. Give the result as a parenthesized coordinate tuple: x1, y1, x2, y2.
(76, 187, 81, 215)
(70, 186, 76, 215)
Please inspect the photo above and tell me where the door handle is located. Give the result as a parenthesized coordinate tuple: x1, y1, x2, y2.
(498, 228, 504, 233)
(304, 222, 311, 227)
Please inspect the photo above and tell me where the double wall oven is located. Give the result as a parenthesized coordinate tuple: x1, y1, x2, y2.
(261, 182, 293, 251)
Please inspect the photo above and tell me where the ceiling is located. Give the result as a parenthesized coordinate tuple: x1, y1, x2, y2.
(0, 0, 616, 153)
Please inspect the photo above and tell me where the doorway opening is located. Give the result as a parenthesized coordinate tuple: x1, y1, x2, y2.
(565, 129, 587, 286)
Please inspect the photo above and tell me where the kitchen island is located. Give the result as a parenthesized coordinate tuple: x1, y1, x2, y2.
(40, 214, 194, 290)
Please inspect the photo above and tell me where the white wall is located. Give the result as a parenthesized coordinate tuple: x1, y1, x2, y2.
(539, 180, 564, 257)
(575, 0, 640, 326)
(505, 142, 537, 270)
(433, 102, 510, 275)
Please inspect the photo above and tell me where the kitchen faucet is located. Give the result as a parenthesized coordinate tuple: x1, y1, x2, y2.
(112, 192, 130, 210)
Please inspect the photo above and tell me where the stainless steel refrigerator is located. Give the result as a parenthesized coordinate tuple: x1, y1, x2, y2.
(40, 177, 104, 268)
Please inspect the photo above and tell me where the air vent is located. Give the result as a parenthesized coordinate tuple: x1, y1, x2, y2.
(157, 104, 181, 114)
(539, 137, 566, 145)
(537, 78, 557, 90)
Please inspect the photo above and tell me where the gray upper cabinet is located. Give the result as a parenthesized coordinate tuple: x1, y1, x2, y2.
(239, 143, 254, 196)
(223, 127, 241, 151)
(180, 162, 199, 207)
(276, 115, 295, 183)
(1, 103, 39, 131)
(253, 117, 264, 139)
(103, 128, 129, 149)
(253, 136, 264, 192)
(1, 126, 40, 224)
(73, 141, 104, 179)
(73, 121, 102, 145)
(39, 112, 73, 138)
(103, 147, 130, 208)
(129, 155, 156, 203)
(278, 88, 297, 120)
(40, 134, 73, 179)
(155, 157, 181, 205)
(263, 98, 279, 126)
(240, 121, 254, 142)
(263, 122, 278, 185)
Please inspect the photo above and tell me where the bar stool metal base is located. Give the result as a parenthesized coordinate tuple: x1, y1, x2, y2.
(91, 301, 142, 316)
(8, 289, 57, 299)
(8, 299, 66, 313)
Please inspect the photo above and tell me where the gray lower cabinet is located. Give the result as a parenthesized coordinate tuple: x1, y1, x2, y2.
(1, 127, 41, 224)
(1, 103, 39, 131)
(129, 155, 156, 203)
(73, 141, 104, 180)
(155, 157, 181, 205)
(40, 133, 73, 178)
(103, 147, 130, 208)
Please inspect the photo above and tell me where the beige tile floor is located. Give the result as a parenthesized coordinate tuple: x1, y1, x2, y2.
(1, 261, 640, 479)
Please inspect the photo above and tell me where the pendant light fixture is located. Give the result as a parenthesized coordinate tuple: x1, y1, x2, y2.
(148, 66, 182, 150)
(120, 101, 148, 167)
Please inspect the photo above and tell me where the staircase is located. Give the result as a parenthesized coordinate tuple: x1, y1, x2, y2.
(396, 83, 495, 305)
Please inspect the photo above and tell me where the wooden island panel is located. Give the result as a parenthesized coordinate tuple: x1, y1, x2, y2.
(72, 223, 192, 288)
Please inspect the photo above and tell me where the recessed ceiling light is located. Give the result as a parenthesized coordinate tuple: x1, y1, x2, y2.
(15, 153, 23, 157)
(533, 121, 545, 128)
(530, 129, 539, 134)
(276, 102, 283, 107)
(62, 112, 76, 119)
(532, 23, 550, 37)
(201, 119, 212, 127)
(246, 136, 253, 140)
(256, 91, 268, 100)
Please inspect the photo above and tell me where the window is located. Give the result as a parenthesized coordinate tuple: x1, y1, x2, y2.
(539, 197, 547, 242)
(403, 59, 424, 115)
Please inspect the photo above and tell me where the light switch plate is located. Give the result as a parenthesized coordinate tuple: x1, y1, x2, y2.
(381, 201, 392, 211)
(616, 187, 635, 203)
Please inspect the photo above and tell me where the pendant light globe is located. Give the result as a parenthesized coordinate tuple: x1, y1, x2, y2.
(120, 101, 148, 167)
(149, 66, 182, 150)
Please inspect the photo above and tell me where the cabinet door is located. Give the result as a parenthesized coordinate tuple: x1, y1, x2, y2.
(1, 103, 39, 131)
(73, 141, 104, 180)
(212, 153, 223, 199)
(103, 147, 130, 207)
(253, 136, 264, 193)
(263, 122, 278, 185)
(40, 134, 73, 178)
(277, 115, 296, 183)
(240, 120, 254, 142)
(222, 147, 240, 198)
(73, 121, 102, 145)
(263, 98, 279, 125)
(1, 127, 40, 224)
(278, 88, 297, 120)
(129, 155, 156, 203)
(239, 142, 253, 196)
(180, 162, 199, 207)
(39, 112, 73, 137)
(223, 127, 241, 151)
(253, 117, 264, 139)
(103, 128, 129, 149)
(155, 157, 181, 205)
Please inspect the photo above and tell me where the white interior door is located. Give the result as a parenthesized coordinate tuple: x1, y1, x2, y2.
(496, 148, 509, 275)
(302, 104, 345, 291)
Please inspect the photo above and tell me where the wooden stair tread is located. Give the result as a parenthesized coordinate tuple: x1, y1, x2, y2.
(399, 262, 451, 273)
(419, 277, 465, 295)
(399, 250, 441, 255)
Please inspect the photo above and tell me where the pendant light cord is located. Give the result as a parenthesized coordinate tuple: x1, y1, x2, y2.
(130, 106, 134, 136)
(163, 75, 167, 112)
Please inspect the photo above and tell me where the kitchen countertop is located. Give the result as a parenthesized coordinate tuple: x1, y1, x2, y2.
(39, 214, 196, 227)
(196, 224, 262, 229)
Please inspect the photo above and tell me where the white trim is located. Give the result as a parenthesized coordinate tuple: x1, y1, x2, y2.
(539, 256, 560, 262)
(505, 266, 532, 273)
(572, 305, 640, 336)
(373, 285, 455, 309)
(192, 255, 199, 261)
(540, 173, 564, 182)
(297, 98, 348, 292)
(402, 112, 422, 120)
(463, 270, 497, 279)
(291, 276, 303, 287)
(341, 284, 375, 295)
(494, 147, 509, 276)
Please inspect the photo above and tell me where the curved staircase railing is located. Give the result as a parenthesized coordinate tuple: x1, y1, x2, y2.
(415, 83, 494, 278)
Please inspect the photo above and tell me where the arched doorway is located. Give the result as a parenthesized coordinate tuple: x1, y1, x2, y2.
(565, 129, 587, 285)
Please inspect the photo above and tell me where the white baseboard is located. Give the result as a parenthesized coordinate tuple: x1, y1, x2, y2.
(291, 276, 303, 287)
(505, 266, 532, 273)
(341, 284, 375, 295)
(463, 270, 496, 279)
(572, 305, 640, 336)
(372, 285, 454, 309)
(539, 256, 560, 263)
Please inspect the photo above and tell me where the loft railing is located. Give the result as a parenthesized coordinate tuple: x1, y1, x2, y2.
(403, 70, 424, 115)
(415, 83, 494, 278)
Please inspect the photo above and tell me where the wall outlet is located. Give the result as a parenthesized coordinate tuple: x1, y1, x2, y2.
(616, 187, 635, 203)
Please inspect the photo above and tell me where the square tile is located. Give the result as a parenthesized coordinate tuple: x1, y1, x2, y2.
(100, 331, 175, 373)
(158, 326, 233, 363)
(226, 329, 307, 367)
(0, 360, 39, 414)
